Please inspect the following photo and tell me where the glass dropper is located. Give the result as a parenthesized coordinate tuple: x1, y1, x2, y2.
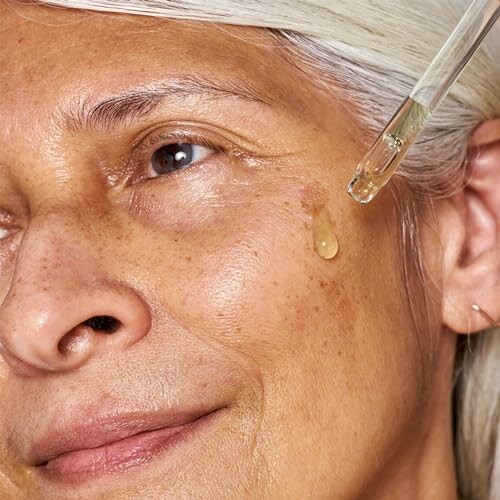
(347, 0, 500, 204)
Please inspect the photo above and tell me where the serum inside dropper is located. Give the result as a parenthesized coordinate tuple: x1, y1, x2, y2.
(347, 97, 431, 203)
(347, 0, 500, 204)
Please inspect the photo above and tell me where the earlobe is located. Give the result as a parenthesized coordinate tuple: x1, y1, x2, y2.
(441, 120, 500, 335)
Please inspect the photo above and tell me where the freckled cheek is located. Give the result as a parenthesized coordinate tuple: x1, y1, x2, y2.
(126, 159, 353, 350)
(145, 189, 342, 355)
(179, 220, 312, 357)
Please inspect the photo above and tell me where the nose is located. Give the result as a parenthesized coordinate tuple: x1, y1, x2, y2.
(0, 217, 151, 376)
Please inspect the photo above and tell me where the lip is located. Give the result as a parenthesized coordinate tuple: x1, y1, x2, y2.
(31, 406, 223, 483)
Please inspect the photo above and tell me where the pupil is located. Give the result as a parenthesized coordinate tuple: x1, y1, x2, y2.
(152, 143, 193, 174)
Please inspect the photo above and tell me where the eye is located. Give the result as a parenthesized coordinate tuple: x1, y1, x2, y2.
(0, 227, 14, 242)
(147, 142, 215, 178)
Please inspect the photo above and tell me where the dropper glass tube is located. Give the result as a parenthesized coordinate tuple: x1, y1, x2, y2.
(347, 0, 500, 204)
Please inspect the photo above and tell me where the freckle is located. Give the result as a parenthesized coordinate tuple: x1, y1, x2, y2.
(217, 312, 224, 317)
(314, 306, 319, 312)
(320, 280, 328, 288)
(299, 182, 328, 213)
(253, 250, 258, 257)
(185, 256, 192, 262)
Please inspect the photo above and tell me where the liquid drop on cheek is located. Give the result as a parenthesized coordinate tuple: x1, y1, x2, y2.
(312, 206, 339, 260)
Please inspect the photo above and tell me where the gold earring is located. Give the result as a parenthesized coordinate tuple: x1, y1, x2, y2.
(472, 304, 500, 327)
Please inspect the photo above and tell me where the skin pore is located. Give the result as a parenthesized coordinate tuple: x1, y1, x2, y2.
(3, 1, 497, 499)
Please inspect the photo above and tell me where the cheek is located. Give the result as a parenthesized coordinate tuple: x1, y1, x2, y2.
(125, 162, 328, 338)
(129, 171, 354, 372)
(166, 188, 319, 349)
(125, 156, 421, 401)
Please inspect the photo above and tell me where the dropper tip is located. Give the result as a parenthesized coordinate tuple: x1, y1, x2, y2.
(347, 175, 380, 204)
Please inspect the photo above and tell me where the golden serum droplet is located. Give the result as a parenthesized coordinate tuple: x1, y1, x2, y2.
(312, 206, 339, 260)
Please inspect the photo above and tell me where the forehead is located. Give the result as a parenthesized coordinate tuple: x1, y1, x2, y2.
(0, 2, 298, 125)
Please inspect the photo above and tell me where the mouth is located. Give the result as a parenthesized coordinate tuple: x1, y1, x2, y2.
(32, 407, 224, 483)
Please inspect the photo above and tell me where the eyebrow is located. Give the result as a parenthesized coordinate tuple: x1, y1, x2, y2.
(60, 74, 272, 133)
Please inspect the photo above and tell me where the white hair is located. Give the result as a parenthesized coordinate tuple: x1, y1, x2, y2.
(34, 1, 500, 498)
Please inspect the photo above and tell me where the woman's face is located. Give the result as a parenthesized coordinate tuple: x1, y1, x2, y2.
(0, 3, 444, 499)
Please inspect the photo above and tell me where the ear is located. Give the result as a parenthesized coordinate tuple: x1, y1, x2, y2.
(441, 119, 500, 334)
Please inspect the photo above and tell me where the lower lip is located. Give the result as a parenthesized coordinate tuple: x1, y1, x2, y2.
(37, 411, 220, 483)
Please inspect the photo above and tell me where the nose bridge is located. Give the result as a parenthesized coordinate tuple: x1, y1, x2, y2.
(0, 207, 152, 375)
(7, 207, 104, 299)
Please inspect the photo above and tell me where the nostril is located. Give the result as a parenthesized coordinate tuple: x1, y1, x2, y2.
(57, 316, 121, 357)
(84, 316, 121, 334)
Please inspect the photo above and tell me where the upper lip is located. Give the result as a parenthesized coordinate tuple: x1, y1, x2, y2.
(30, 405, 219, 466)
